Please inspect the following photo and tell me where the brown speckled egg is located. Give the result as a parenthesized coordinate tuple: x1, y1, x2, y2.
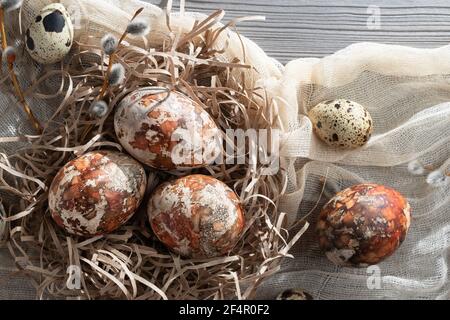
(317, 184, 411, 267)
(114, 88, 221, 171)
(49, 151, 147, 237)
(148, 174, 245, 258)
(309, 99, 373, 149)
(276, 289, 314, 300)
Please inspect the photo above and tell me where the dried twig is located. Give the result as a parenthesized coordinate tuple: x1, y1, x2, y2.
(0, 7, 42, 133)
(82, 7, 146, 141)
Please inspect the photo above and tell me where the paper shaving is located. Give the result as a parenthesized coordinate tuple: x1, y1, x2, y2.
(0, 7, 308, 300)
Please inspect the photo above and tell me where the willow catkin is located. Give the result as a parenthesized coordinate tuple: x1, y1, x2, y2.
(407, 160, 425, 176)
(90, 100, 109, 118)
(101, 34, 119, 55)
(1, 45, 16, 63)
(426, 170, 449, 187)
(126, 19, 150, 36)
(108, 63, 126, 86)
(0, 0, 23, 12)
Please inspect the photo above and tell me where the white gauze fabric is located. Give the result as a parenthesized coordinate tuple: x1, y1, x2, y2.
(258, 43, 450, 300)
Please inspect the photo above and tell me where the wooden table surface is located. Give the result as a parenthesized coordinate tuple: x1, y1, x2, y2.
(156, 0, 450, 64)
(2, 0, 450, 299)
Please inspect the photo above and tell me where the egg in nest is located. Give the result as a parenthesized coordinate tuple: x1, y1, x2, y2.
(148, 174, 245, 258)
(49, 151, 147, 237)
(316, 183, 411, 267)
(309, 99, 373, 149)
(114, 89, 221, 171)
(25, 3, 74, 65)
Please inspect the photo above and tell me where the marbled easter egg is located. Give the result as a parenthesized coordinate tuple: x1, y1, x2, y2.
(316, 184, 411, 267)
(148, 174, 245, 258)
(49, 151, 147, 237)
(309, 99, 373, 149)
(25, 3, 74, 64)
(114, 89, 221, 171)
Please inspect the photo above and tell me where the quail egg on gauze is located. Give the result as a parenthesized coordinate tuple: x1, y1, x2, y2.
(25, 3, 74, 65)
(308, 99, 373, 149)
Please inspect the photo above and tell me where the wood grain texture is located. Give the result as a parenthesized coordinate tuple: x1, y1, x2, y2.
(153, 0, 450, 63)
(2, 0, 450, 299)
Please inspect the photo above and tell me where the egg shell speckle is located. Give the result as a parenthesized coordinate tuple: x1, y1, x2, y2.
(308, 99, 373, 149)
(148, 174, 245, 258)
(316, 183, 411, 267)
(49, 151, 147, 237)
(25, 3, 74, 65)
(276, 289, 314, 300)
(114, 89, 221, 171)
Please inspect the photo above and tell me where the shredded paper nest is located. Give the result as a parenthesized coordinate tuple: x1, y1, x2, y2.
(0, 0, 308, 300)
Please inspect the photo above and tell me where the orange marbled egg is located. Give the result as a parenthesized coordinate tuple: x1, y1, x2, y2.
(114, 88, 221, 171)
(316, 183, 411, 267)
(49, 151, 147, 237)
(148, 175, 245, 258)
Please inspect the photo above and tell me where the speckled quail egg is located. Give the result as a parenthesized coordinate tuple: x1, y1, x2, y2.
(276, 289, 314, 300)
(317, 183, 411, 267)
(49, 151, 147, 237)
(148, 174, 245, 258)
(114, 88, 221, 171)
(308, 99, 373, 149)
(25, 3, 74, 64)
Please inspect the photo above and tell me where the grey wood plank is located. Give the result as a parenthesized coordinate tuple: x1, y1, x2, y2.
(150, 0, 450, 63)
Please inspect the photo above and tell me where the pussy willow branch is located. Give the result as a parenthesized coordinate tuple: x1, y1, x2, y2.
(82, 8, 144, 141)
(422, 164, 450, 176)
(0, 8, 42, 134)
